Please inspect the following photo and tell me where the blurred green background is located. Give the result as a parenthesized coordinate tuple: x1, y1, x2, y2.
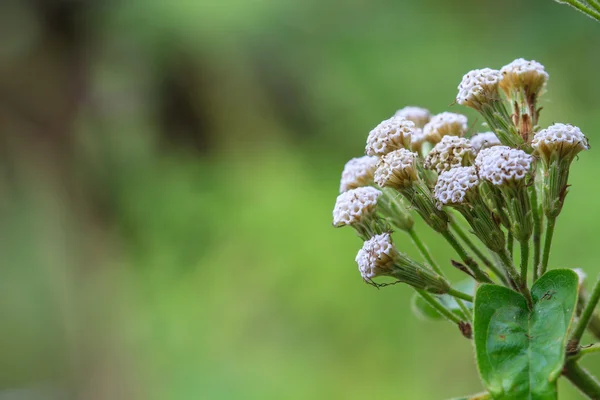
(0, 0, 599, 398)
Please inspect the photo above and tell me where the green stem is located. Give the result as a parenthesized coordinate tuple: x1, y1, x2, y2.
(570, 343, 600, 361)
(497, 248, 533, 307)
(449, 219, 505, 283)
(563, 361, 600, 399)
(416, 289, 462, 324)
(571, 275, 600, 345)
(447, 287, 474, 302)
(441, 230, 493, 283)
(539, 216, 556, 277)
(531, 185, 542, 281)
(588, 0, 600, 16)
(408, 228, 442, 275)
(561, 0, 600, 20)
(507, 232, 514, 259)
(408, 228, 472, 319)
(520, 239, 530, 289)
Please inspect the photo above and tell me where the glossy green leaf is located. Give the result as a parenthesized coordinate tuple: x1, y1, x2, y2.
(411, 279, 475, 321)
(473, 269, 578, 400)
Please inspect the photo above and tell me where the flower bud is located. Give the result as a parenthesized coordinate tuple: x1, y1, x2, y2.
(339, 156, 379, 193)
(434, 167, 505, 252)
(333, 187, 388, 240)
(394, 106, 431, 129)
(456, 68, 503, 111)
(423, 112, 468, 144)
(356, 233, 449, 293)
(365, 116, 416, 156)
(424, 136, 474, 174)
(532, 123, 589, 218)
(500, 58, 549, 100)
(374, 149, 419, 190)
(532, 123, 589, 165)
(470, 132, 501, 154)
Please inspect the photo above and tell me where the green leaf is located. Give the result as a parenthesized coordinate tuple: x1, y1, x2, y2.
(412, 279, 475, 321)
(473, 269, 578, 400)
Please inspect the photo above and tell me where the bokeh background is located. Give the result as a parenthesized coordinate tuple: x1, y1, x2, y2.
(1, 0, 600, 398)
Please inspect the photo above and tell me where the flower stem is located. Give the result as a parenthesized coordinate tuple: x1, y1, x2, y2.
(441, 230, 493, 283)
(539, 216, 556, 277)
(563, 361, 600, 399)
(447, 287, 474, 302)
(571, 275, 600, 346)
(416, 289, 462, 324)
(520, 239, 530, 288)
(570, 343, 600, 361)
(531, 185, 542, 281)
(497, 247, 533, 307)
(560, 0, 600, 21)
(507, 232, 514, 259)
(408, 228, 472, 319)
(588, 0, 600, 13)
(449, 219, 505, 283)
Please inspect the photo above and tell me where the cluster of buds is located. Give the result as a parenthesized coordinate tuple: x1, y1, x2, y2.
(333, 57, 589, 327)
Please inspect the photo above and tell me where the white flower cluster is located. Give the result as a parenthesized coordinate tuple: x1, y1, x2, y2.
(500, 58, 549, 96)
(333, 187, 382, 227)
(424, 136, 474, 174)
(365, 116, 416, 156)
(532, 123, 589, 162)
(394, 106, 431, 128)
(470, 132, 501, 153)
(475, 146, 533, 185)
(355, 232, 397, 280)
(456, 68, 503, 109)
(339, 156, 379, 193)
(423, 112, 468, 144)
(374, 149, 418, 190)
(433, 166, 479, 207)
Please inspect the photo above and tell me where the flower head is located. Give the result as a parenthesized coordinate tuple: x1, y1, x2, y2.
(434, 166, 479, 208)
(532, 123, 589, 164)
(475, 146, 534, 186)
(410, 128, 427, 153)
(355, 232, 398, 280)
(500, 58, 549, 98)
(374, 149, 419, 190)
(365, 116, 416, 156)
(332, 187, 381, 227)
(470, 132, 501, 154)
(457, 68, 503, 110)
(424, 136, 474, 174)
(339, 156, 379, 192)
(394, 106, 431, 128)
(423, 112, 468, 144)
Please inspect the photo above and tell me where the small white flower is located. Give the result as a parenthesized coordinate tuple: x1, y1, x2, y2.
(339, 156, 379, 193)
(355, 232, 398, 280)
(456, 68, 503, 110)
(333, 187, 382, 227)
(532, 123, 589, 163)
(424, 136, 474, 174)
(423, 112, 468, 144)
(500, 58, 549, 97)
(374, 149, 419, 190)
(475, 146, 533, 185)
(434, 166, 479, 207)
(394, 106, 431, 128)
(470, 132, 501, 153)
(365, 116, 416, 156)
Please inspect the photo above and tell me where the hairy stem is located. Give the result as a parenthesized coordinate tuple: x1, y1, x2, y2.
(531, 185, 542, 281)
(447, 287, 474, 303)
(563, 361, 600, 399)
(560, 0, 600, 21)
(507, 232, 514, 259)
(441, 230, 492, 283)
(416, 289, 462, 324)
(539, 216, 556, 277)
(408, 228, 441, 275)
(571, 275, 600, 346)
(520, 239, 530, 289)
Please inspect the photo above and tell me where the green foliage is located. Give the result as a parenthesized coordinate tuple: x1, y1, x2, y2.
(473, 270, 579, 399)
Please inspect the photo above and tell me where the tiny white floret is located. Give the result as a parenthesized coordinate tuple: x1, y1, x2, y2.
(423, 112, 468, 144)
(333, 187, 381, 227)
(424, 136, 474, 174)
(355, 232, 397, 280)
(470, 132, 501, 153)
(457, 68, 502, 110)
(394, 106, 431, 128)
(365, 116, 416, 156)
(475, 146, 533, 185)
(374, 148, 419, 190)
(339, 156, 379, 193)
(434, 166, 479, 208)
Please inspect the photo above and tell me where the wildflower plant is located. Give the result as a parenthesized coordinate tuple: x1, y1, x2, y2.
(332, 58, 600, 399)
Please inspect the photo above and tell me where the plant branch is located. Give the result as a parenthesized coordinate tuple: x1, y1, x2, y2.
(571, 275, 600, 346)
(531, 185, 542, 281)
(569, 343, 600, 361)
(587, 0, 600, 13)
(416, 289, 462, 324)
(539, 216, 556, 277)
(563, 361, 600, 399)
(441, 230, 493, 283)
(560, 0, 600, 21)
(447, 287, 474, 303)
